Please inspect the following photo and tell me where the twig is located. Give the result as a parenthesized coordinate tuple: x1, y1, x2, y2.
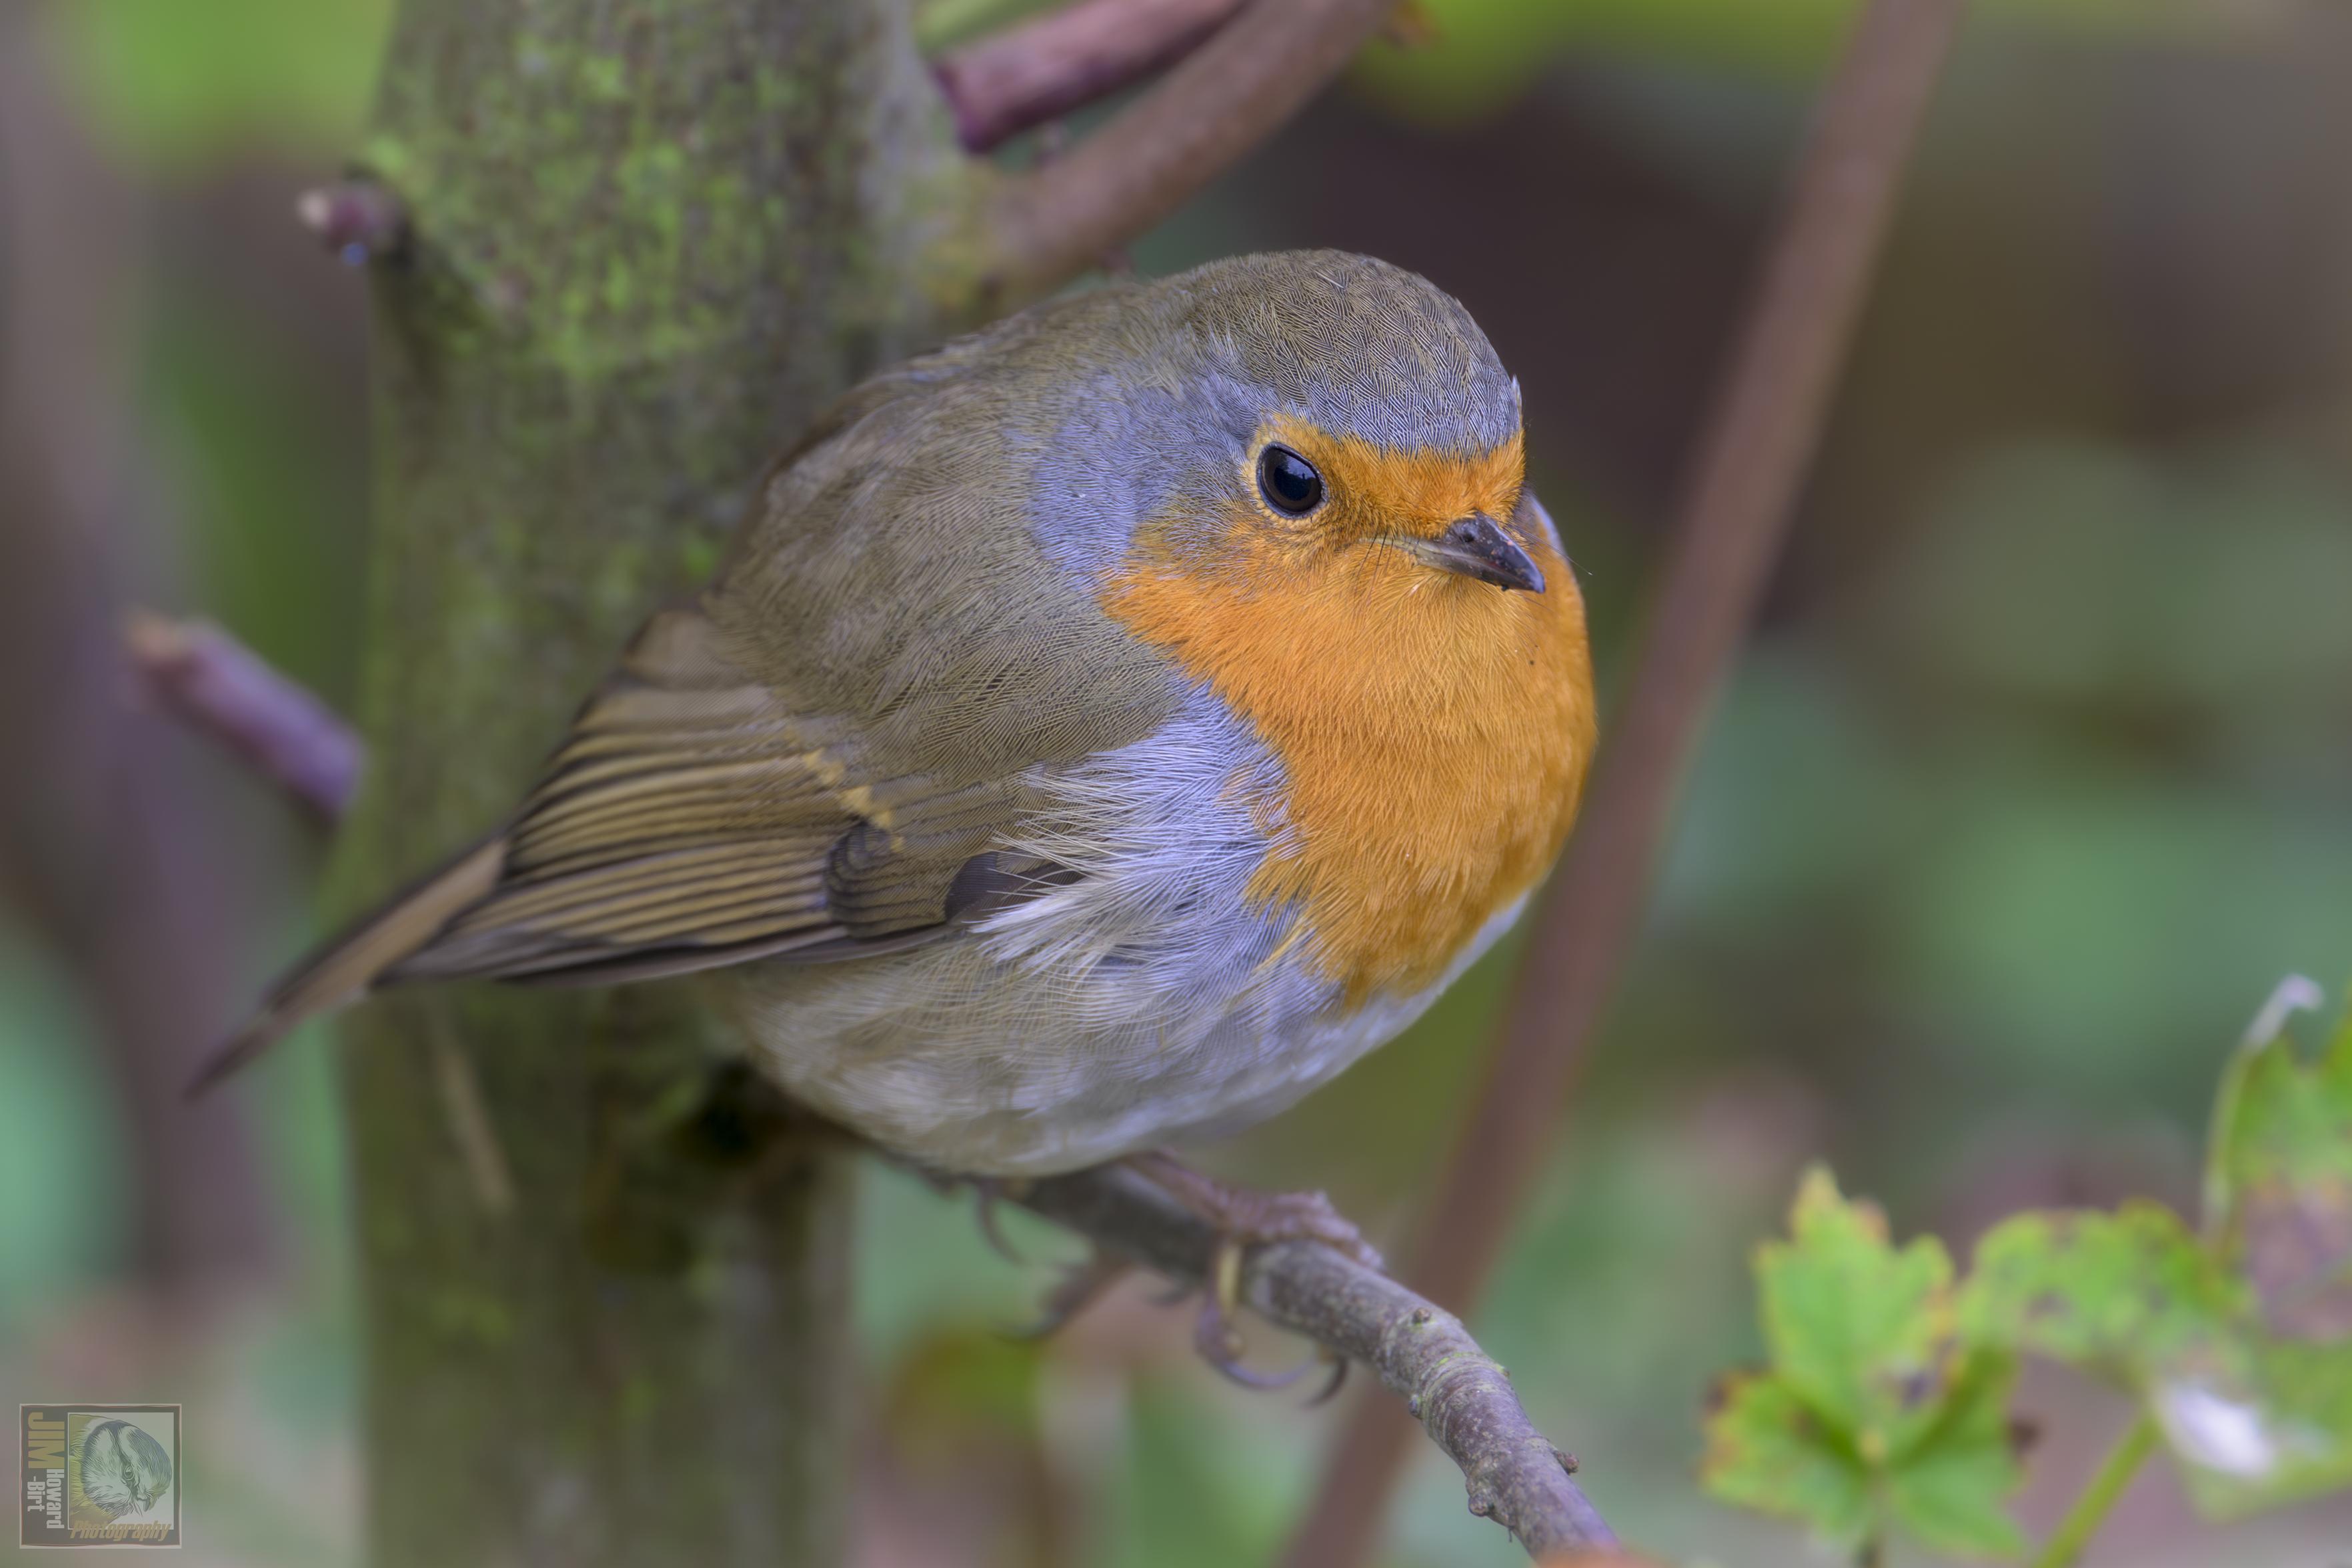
(934, 0, 1248, 154)
(1280, 1, 1969, 1563)
(980, 0, 1404, 297)
(295, 179, 409, 267)
(123, 610, 363, 823)
(1014, 1163, 1617, 1559)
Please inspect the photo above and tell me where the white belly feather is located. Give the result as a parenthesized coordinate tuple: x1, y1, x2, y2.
(721, 682, 1524, 1175)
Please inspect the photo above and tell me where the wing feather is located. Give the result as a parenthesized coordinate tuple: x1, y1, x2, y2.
(376, 602, 1025, 986)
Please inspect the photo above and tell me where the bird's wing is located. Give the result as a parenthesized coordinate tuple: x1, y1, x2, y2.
(388, 601, 1035, 989)
(189, 601, 1052, 1095)
(194, 298, 1176, 1094)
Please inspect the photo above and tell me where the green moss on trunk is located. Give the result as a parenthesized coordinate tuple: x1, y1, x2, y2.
(337, 1, 978, 1561)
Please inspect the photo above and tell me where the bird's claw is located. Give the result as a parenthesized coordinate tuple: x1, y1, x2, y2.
(1125, 1154, 1376, 1397)
(1187, 1242, 1350, 1399)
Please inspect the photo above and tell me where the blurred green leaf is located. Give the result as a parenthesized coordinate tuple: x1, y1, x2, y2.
(2208, 987, 2352, 1341)
(1701, 1371, 1874, 1544)
(1962, 1203, 2248, 1375)
(1702, 1167, 2025, 1556)
(1959, 991, 2352, 1519)
(1350, 0, 2243, 126)
(1760, 1166, 1956, 1455)
(1883, 1350, 2031, 1559)
(39, 0, 391, 167)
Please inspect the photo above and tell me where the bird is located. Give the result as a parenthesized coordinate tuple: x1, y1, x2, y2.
(197, 249, 1596, 1295)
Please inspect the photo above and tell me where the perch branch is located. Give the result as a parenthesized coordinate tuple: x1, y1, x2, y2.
(123, 611, 363, 823)
(1015, 1163, 1617, 1559)
(934, 0, 1249, 153)
(980, 0, 1403, 297)
(1282, 1, 1970, 1563)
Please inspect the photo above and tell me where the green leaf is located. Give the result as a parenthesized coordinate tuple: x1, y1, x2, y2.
(1700, 1371, 1873, 1545)
(1702, 1167, 2025, 1557)
(1759, 1166, 1957, 1459)
(2207, 983, 2352, 1341)
(1883, 1351, 2031, 1560)
(1962, 987, 2352, 1521)
(1961, 1202, 2249, 1376)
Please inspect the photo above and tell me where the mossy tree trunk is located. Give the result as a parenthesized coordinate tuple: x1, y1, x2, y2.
(337, 1, 982, 1561)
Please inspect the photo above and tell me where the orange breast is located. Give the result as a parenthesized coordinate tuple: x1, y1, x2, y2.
(1104, 481, 1596, 1001)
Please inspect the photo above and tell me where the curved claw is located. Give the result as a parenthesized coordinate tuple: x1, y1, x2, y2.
(1192, 1293, 1326, 1391)
(973, 1181, 1026, 1265)
(1187, 1240, 1336, 1393)
(1302, 1350, 1349, 1407)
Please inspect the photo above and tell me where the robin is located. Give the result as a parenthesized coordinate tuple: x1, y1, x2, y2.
(199, 249, 1596, 1329)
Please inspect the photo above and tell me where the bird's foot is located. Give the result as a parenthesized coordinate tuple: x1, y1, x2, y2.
(1126, 1149, 1383, 1271)
(1126, 1149, 1372, 1399)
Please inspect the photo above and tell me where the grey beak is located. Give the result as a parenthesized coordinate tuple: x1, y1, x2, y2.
(1412, 513, 1546, 593)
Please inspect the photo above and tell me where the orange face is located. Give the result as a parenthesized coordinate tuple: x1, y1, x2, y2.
(1102, 420, 1598, 1001)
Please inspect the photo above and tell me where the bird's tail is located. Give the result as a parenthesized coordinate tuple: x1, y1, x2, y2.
(185, 833, 509, 1097)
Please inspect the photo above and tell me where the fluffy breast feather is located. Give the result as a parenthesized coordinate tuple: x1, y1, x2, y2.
(1102, 491, 1595, 1000)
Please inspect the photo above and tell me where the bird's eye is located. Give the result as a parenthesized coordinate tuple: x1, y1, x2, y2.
(1256, 445, 1324, 516)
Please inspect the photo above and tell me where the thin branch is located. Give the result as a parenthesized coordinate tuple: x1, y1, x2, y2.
(934, 0, 1248, 154)
(1281, 1, 1969, 1563)
(979, 0, 1403, 297)
(123, 611, 363, 823)
(1015, 1163, 1618, 1559)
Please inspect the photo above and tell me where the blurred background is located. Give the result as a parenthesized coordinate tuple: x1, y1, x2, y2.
(5, 0, 2352, 1562)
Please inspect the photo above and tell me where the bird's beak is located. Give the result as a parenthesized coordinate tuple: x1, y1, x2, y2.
(1390, 513, 1546, 593)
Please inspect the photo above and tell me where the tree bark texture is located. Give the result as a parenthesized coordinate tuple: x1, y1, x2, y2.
(339, 2, 977, 1561)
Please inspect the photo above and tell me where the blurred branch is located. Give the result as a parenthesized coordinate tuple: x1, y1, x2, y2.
(934, 0, 1247, 153)
(1014, 1163, 1619, 1559)
(1282, 0, 1969, 1563)
(295, 179, 409, 267)
(124, 611, 363, 824)
(0, 20, 279, 1293)
(980, 0, 1402, 297)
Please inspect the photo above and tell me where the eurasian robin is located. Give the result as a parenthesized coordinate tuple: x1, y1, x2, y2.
(199, 249, 1596, 1272)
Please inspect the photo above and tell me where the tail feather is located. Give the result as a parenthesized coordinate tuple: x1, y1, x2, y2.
(185, 835, 509, 1097)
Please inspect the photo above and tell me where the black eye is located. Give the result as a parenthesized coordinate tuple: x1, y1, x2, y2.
(1256, 445, 1324, 516)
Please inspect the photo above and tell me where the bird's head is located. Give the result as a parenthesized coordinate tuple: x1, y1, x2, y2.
(1044, 251, 1595, 999)
(1037, 249, 1550, 605)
